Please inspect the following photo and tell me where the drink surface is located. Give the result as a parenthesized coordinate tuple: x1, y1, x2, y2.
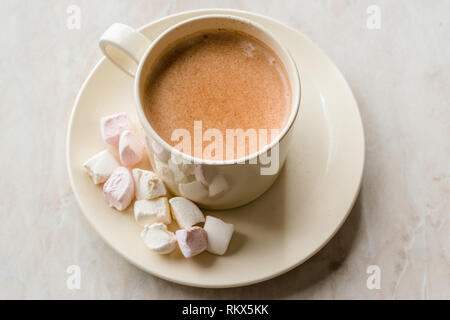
(144, 30, 291, 160)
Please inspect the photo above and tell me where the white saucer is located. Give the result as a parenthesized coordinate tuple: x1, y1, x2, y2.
(66, 9, 364, 288)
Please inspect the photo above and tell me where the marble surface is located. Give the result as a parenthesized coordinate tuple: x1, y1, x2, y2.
(0, 0, 449, 299)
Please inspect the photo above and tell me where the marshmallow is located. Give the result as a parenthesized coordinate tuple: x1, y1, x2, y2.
(194, 165, 215, 186)
(208, 175, 229, 197)
(176, 226, 207, 258)
(103, 167, 134, 211)
(141, 223, 177, 254)
(101, 113, 132, 147)
(134, 197, 171, 226)
(132, 168, 167, 200)
(179, 180, 208, 202)
(119, 130, 145, 167)
(168, 153, 195, 183)
(204, 216, 234, 255)
(169, 197, 205, 229)
(151, 140, 170, 162)
(83, 150, 120, 184)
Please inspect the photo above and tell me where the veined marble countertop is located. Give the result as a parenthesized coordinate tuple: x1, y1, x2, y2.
(0, 0, 448, 299)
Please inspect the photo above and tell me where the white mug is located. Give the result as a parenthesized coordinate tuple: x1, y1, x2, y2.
(99, 15, 301, 209)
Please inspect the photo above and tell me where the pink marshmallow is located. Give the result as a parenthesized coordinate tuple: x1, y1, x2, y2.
(101, 113, 132, 147)
(103, 167, 135, 211)
(119, 130, 144, 166)
(176, 227, 208, 258)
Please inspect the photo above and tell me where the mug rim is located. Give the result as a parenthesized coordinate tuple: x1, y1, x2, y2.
(134, 14, 301, 166)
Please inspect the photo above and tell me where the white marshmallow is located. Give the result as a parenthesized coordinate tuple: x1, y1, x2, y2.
(119, 130, 145, 167)
(141, 223, 177, 254)
(194, 165, 215, 186)
(103, 167, 134, 211)
(83, 150, 120, 184)
(169, 197, 205, 229)
(101, 113, 131, 147)
(134, 198, 171, 226)
(132, 168, 167, 200)
(179, 180, 208, 202)
(151, 140, 170, 162)
(208, 175, 229, 197)
(204, 216, 234, 255)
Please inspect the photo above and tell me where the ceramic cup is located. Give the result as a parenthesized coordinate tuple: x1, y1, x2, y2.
(99, 15, 301, 209)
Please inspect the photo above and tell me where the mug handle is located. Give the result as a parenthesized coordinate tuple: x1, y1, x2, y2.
(99, 23, 152, 77)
